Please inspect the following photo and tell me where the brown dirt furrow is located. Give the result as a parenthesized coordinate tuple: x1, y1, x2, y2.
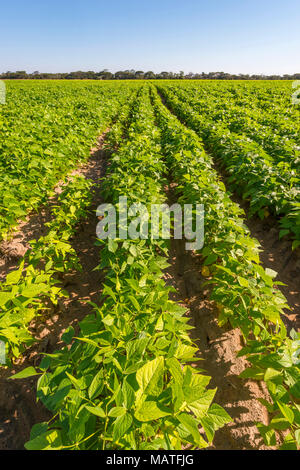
(0, 134, 109, 450)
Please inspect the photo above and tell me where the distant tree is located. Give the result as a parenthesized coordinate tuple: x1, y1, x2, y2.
(0, 69, 299, 80)
(185, 72, 194, 79)
(115, 71, 127, 79)
(98, 70, 113, 79)
(135, 70, 145, 79)
(14, 71, 27, 79)
(144, 71, 155, 79)
(158, 71, 170, 79)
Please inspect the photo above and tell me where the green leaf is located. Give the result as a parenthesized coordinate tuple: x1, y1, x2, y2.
(103, 284, 117, 302)
(185, 388, 216, 418)
(0, 292, 14, 307)
(108, 407, 126, 418)
(122, 381, 135, 409)
(237, 276, 249, 288)
(136, 356, 164, 397)
(264, 368, 282, 383)
(265, 268, 277, 279)
(135, 401, 171, 422)
(177, 412, 207, 448)
(280, 433, 298, 450)
(270, 417, 290, 430)
(9, 366, 40, 380)
(85, 405, 106, 418)
(6, 268, 23, 285)
(257, 423, 276, 446)
(30, 422, 49, 441)
(240, 367, 264, 380)
(203, 253, 218, 266)
(65, 372, 82, 390)
(25, 429, 62, 450)
(88, 371, 104, 400)
(61, 326, 75, 344)
(205, 403, 232, 431)
(129, 245, 138, 257)
(113, 413, 133, 441)
(21, 283, 48, 298)
(108, 239, 118, 253)
(166, 357, 183, 384)
(277, 402, 294, 424)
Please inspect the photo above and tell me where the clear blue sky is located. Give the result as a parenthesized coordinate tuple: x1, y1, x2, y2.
(1, 0, 299, 74)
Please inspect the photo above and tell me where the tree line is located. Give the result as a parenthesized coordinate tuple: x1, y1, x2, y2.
(1, 70, 299, 80)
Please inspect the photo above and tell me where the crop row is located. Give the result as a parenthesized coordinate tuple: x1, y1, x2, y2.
(7, 82, 300, 450)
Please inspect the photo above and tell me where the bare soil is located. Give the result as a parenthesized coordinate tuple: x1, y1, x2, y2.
(0, 134, 109, 450)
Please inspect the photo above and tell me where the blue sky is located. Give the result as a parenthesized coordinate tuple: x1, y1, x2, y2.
(0, 0, 299, 74)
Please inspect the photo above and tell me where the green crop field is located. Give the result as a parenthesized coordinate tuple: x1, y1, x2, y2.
(0, 80, 299, 451)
